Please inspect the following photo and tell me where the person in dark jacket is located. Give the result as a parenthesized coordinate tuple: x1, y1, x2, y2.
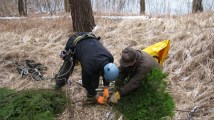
(109, 47, 159, 103)
(55, 32, 119, 104)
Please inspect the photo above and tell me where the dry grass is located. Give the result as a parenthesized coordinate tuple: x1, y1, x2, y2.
(0, 12, 213, 120)
(0, 16, 73, 90)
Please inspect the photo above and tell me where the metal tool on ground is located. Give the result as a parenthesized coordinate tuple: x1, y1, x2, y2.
(15, 59, 48, 80)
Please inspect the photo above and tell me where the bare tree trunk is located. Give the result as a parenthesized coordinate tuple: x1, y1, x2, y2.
(192, 0, 203, 13)
(46, 0, 53, 16)
(70, 0, 95, 32)
(140, 0, 145, 14)
(18, 0, 27, 16)
(64, 0, 71, 12)
(24, 0, 27, 15)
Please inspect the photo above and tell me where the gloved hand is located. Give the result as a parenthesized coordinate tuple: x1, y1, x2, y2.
(96, 95, 107, 104)
(109, 91, 120, 104)
(59, 50, 67, 60)
(103, 87, 109, 99)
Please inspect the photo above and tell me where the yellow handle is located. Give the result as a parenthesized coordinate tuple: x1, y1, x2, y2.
(115, 91, 120, 99)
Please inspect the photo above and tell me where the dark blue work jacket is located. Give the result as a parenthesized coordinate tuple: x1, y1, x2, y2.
(66, 32, 114, 96)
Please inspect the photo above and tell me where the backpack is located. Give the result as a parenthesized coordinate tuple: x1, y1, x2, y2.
(142, 40, 170, 65)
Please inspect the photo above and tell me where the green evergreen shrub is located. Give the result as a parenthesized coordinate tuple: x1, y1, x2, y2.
(0, 88, 68, 120)
(115, 68, 175, 120)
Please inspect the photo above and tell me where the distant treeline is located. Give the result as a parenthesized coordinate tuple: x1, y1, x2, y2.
(0, 0, 213, 17)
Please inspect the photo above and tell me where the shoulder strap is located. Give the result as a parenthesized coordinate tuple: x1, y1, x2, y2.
(72, 33, 98, 47)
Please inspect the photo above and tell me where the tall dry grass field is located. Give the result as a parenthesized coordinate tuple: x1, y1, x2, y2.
(0, 12, 213, 119)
